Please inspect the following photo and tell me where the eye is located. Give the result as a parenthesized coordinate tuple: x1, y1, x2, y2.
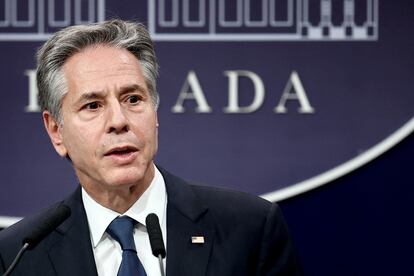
(127, 95, 141, 104)
(84, 102, 100, 110)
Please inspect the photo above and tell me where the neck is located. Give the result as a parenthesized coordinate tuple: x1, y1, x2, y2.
(81, 166, 155, 213)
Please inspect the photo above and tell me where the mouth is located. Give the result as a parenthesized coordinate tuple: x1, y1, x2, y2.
(104, 146, 138, 157)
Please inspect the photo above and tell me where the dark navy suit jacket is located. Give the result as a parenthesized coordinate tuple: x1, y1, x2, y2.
(0, 168, 301, 275)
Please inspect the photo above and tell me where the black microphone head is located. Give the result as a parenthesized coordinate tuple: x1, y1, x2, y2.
(146, 213, 166, 258)
(22, 204, 71, 249)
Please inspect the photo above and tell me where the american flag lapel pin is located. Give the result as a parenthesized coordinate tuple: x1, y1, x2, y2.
(191, 236, 205, 244)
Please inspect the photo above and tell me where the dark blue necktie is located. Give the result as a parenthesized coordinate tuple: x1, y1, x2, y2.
(106, 216, 147, 276)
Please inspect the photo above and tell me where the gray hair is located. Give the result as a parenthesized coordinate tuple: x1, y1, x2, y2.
(36, 19, 159, 123)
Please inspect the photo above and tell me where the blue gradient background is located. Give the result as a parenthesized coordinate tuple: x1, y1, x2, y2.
(0, 1, 413, 274)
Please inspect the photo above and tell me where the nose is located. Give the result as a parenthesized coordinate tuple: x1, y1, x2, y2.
(106, 101, 129, 134)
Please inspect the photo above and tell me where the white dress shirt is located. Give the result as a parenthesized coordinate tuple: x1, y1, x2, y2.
(82, 166, 167, 276)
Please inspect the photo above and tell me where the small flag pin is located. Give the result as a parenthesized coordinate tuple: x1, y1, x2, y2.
(191, 236, 205, 244)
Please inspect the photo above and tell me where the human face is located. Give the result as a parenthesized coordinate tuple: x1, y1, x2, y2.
(43, 46, 158, 194)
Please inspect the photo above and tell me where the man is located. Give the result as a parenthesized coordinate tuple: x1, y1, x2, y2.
(0, 20, 301, 275)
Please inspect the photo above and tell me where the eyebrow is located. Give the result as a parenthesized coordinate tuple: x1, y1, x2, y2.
(119, 84, 147, 95)
(75, 84, 148, 106)
(75, 91, 104, 105)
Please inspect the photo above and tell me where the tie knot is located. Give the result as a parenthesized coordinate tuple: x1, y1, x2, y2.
(107, 216, 137, 252)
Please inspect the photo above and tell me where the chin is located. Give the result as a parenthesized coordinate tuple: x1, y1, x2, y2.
(106, 170, 148, 187)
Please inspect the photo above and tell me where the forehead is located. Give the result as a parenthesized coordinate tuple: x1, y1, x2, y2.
(62, 45, 148, 95)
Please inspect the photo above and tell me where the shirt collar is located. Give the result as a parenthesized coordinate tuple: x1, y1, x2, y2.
(82, 165, 167, 248)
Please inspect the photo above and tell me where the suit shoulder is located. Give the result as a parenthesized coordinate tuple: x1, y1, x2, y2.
(160, 167, 276, 220)
(189, 184, 275, 221)
(192, 184, 271, 207)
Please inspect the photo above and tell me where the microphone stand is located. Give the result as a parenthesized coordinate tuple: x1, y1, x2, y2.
(157, 254, 165, 276)
(2, 243, 29, 276)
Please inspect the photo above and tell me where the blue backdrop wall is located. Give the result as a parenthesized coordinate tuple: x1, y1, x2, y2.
(0, 1, 412, 274)
(281, 132, 414, 275)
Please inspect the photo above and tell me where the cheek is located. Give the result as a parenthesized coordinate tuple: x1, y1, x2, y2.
(146, 118, 158, 144)
(136, 111, 157, 134)
(62, 125, 99, 155)
(148, 125, 159, 155)
(136, 120, 158, 148)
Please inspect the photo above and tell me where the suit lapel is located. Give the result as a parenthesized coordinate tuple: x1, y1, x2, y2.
(46, 187, 98, 276)
(161, 169, 215, 276)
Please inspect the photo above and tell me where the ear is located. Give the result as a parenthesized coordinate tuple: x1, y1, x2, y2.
(42, 111, 68, 157)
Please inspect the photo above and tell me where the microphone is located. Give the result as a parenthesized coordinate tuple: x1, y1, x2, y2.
(146, 213, 166, 276)
(2, 204, 71, 276)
